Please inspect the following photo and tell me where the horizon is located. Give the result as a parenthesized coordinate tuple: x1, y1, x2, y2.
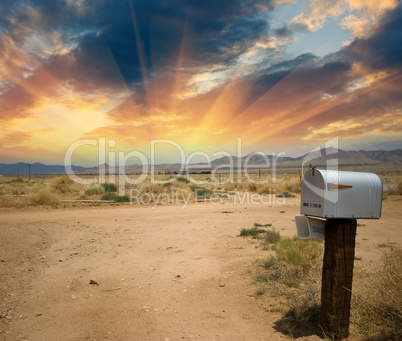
(1, 1, 402, 166)
(1, 146, 401, 169)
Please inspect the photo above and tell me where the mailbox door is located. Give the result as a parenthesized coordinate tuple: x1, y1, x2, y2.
(300, 169, 325, 217)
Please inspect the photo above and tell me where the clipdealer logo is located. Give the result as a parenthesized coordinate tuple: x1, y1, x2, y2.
(64, 137, 285, 196)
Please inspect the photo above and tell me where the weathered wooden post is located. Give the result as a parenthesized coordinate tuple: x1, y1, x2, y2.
(320, 218, 357, 339)
(295, 168, 382, 340)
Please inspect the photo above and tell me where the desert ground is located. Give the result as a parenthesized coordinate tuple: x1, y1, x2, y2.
(1, 193, 401, 341)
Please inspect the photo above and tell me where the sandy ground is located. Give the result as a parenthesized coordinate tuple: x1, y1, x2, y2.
(0, 195, 401, 341)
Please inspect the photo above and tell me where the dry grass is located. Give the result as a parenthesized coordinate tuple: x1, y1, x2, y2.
(249, 233, 324, 337)
(274, 289, 321, 339)
(1, 168, 401, 208)
(137, 182, 165, 195)
(222, 174, 301, 195)
(0, 194, 28, 208)
(376, 170, 402, 195)
(28, 189, 60, 206)
(351, 247, 402, 340)
(266, 237, 324, 287)
(0, 189, 60, 207)
(50, 176, 84, 194)
(248, 230, 401, 340)
(0, 180, 46, 196)
(397, 180, 402, 195)
(131, 177, 194, 203)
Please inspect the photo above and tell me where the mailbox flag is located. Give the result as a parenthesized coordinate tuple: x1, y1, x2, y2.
(329, 183, 353, 190)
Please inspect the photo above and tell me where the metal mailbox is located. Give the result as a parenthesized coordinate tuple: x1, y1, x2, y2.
(296, 168, 384, 336)
(300, 168, 382, 219)
(296, 168, 383, 240)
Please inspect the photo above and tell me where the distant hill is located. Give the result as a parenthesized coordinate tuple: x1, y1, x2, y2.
(209, 148, 402, 168)
(1, 149, 401, 175)
(0, 162, 90, 176)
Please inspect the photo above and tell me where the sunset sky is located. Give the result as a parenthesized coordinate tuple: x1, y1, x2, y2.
(1, 0, 402, 166)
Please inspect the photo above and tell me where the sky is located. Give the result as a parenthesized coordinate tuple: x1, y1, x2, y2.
(1, 0, 402, 166)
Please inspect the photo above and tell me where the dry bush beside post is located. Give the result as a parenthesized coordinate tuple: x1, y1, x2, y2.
(351, 247, 402, 340)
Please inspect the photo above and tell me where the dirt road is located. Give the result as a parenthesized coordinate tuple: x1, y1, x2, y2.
(1, 196, 401, 340)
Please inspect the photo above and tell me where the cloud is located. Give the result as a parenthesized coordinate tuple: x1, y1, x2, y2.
(1, 0, 401, 162)
(0, 131, 33, 146)
(210, 3, 402, 147)
(0, 0, 278, 114)
(304, 111, 402, 141)
(271, 2, 402, 142)
(291, 0, 344, 31)
(343, 3, 402, 71)
(288, 0, 398, 41)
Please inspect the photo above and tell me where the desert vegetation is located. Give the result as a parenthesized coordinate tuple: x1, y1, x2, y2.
(1, 167, 401, 208)
(351, 247, 402, 340)
(240, 224, 402, 340)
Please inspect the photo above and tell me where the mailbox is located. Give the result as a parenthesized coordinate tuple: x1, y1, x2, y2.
(300, 168, 382, 219)
(296, 168, 383, 240)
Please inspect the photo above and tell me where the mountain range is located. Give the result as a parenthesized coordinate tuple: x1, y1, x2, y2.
(0, 162, 89, 176)
(1, 148, 402, 176)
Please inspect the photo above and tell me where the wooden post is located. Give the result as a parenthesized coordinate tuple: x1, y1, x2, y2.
(319, 218, 357, 340)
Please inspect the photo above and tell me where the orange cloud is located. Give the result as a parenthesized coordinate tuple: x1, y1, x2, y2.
(0, 131, 33, 146)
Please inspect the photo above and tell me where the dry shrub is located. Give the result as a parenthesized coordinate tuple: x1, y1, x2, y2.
(220, 173, 301, 195)
(0, 184, 14, 195)
(274, 289, 321, 338)
(222, 181, 235, 191)
(271, 238, 323, 287)
(398, 180, 402, 195)
(223, 181, 242, 192)
(28, 189, 60, 206)
(282, 176, 301, 194)
(135, 179, 193, 203)
(263, 175, 301, 194)
(171, 180, 192, 197)
(50, 176, 86, 194)
(257, 183, 279, 195)
(2, 180, 47, 196)
(138, 182, 166, 195)
(253, 235, 323, 337)
(245, 182, 257, 192)
(0, 194, 27, 208)
(50, 176, 79, 194)
(352, 247, 402, 340)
